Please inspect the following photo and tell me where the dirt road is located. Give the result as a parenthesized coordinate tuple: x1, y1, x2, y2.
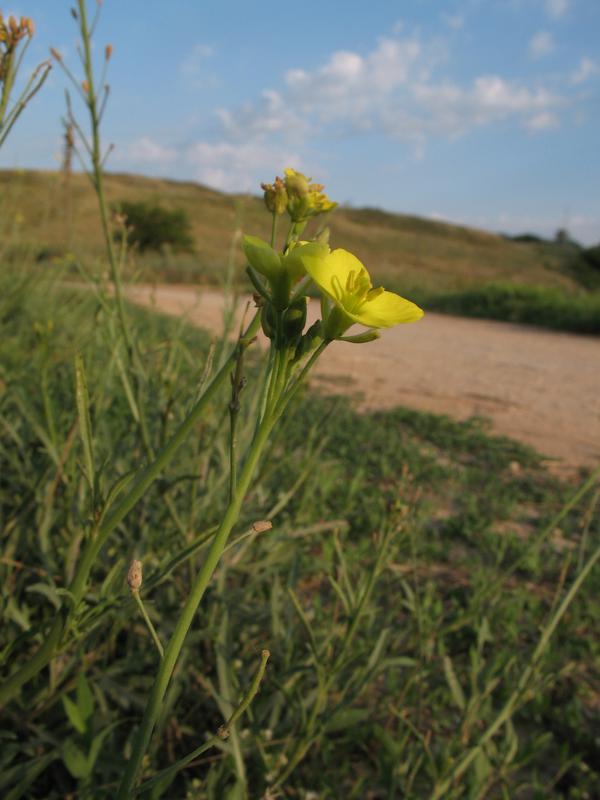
(127, 285, 600, 474)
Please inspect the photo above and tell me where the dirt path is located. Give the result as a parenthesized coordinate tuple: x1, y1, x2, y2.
(127, 285, 600, 474)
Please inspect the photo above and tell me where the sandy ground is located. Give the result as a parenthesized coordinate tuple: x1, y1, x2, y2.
(126, 285, 600, 475)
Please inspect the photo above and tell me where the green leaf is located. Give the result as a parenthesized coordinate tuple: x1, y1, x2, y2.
(62, 695, 86, 735)
(25, 582, 61, 610)
(76, 673, 94, 723)
(325, 708, 371, 733)
(442, 653, 466, 711)
(62, 738, 90, 779)
(75, 353, 95, 487)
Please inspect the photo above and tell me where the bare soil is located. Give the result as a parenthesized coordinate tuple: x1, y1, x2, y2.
(127, 285, 600, 475)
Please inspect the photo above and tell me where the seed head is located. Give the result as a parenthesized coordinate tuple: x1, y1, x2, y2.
(127, 559, 143, 592)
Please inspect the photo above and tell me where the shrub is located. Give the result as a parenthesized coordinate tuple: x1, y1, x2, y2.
(115, 200, 195, 253)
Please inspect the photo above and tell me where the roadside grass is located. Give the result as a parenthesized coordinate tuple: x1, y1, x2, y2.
(1, 264, 599, 798)
(406, 282, 600, 335)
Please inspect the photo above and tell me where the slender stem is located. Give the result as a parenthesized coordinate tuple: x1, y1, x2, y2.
(270, 212, 278, 248)
(117, 404, 279, 797)
(133, 592, 164, 659)
(0, 314, 260, 707)
(136, 650, 269, 796)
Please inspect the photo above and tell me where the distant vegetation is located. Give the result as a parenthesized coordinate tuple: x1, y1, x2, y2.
(114, 200, 195, 253)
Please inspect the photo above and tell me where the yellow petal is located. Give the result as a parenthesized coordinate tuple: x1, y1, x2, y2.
(302, 248, 369, 303)
(347, 290, 424, 328)
(283, 242, 328, 281)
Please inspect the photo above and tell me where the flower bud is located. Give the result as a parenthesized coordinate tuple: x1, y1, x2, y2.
(283, 297, 307, 339)
(283, 168, 310, 198)
(252, 520, 272, 533)
(261, 302, 276, 339)
(127, 559, 143, 592)
(261, 176, 287, 215)
(338, 329, 381, 344)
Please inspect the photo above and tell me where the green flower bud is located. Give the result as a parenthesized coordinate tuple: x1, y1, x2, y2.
(261, 176, 288, 215)
(283, 167, 310, 198)
(243, 235, 281, 282)
(338, 329, 381, 344)
(261, 302, 276, 339)
(282, 297, 307, 340)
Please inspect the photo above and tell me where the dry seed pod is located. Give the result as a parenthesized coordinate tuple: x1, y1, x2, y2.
(127, 559, 143, 592)
(252, 520, 272, 533)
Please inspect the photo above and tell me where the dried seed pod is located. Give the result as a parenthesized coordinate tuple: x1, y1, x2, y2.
(127, 559, 143, 592)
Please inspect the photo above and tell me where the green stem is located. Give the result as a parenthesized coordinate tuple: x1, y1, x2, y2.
(270, 212, 278, 248)
(116, 404, 279, 798)
(133, 591, 164, 660)
(0, 314, 259, 708)
(136, 650, 269, 796)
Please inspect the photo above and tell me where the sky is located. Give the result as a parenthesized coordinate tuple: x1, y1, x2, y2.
(2, 0, 600, 244)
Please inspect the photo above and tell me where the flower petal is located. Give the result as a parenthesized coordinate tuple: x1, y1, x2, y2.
(345, 290, 424, 328)
(283, 242, 328, 281)
(302, 248, 369, 303)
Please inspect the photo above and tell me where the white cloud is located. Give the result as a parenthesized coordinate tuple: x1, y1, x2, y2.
(544, 0, 569, 18)
(120, 28, 570, 193)
(570, 57, 600, 85)
(529, 30, 554, 59)
(441, 13, 465, 30)
(124, 137, 177, 165)
(185, 140, 302, 192)
(525, 111, 559, 130)
(180, 43, 218, 88)
(205, 33, 563, 155)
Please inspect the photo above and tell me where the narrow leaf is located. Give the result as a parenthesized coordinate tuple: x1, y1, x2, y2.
(75, 353, 95, 486)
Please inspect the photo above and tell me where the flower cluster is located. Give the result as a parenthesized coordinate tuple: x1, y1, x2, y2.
(261, 168, 338, 225)
(245, 168, 423, 353)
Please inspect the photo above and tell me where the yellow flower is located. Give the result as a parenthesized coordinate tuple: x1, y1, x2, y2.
(299, 248, 423, 338)
(283, 168, 337, 222)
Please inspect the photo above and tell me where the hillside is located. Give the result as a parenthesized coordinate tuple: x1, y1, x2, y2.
(0, 168, 582, 296)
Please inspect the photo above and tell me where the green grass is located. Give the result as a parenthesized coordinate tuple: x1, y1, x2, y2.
(410, 282, 600, 335)
(1, 264, 599, 798)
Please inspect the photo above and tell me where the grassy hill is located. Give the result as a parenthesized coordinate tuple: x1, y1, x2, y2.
(2, 168, 598, 332)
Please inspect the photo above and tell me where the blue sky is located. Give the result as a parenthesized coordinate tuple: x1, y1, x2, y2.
(3, 0, 600, 243)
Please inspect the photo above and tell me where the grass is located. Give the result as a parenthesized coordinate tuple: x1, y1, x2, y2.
(409, 282, 600, 335)
(1, 263, 599, 798)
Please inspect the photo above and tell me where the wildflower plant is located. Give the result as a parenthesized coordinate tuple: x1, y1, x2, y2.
(0, 12, 51, 149)
(115, 175, 424, 795)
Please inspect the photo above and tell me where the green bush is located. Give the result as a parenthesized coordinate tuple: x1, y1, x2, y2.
(116, 200, 195, 253)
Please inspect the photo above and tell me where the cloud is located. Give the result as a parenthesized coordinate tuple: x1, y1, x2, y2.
(124, 137, 177, 165)
(524, 111, 559, 130)
(185, 140, 302, 192)
(529, 31, 554, 59)
(204, 33, 563, 157)
(122, 29, 570, 193)
(441, 13, 465, 30)
(570, 57, 600, 85)
(544, 0, 569, 18)
(180, 43, 218, 89)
